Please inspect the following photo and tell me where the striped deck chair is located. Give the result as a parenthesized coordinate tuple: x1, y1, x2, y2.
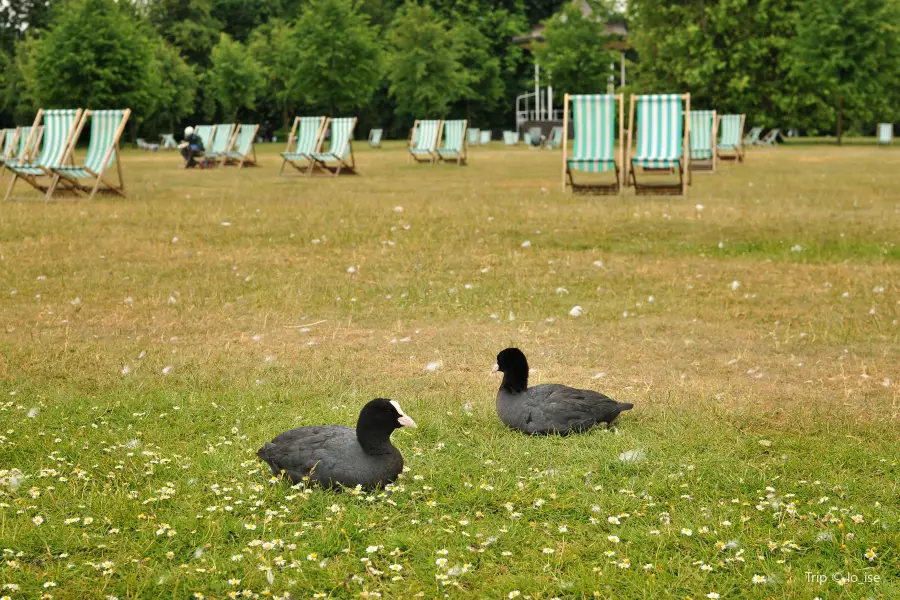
(717, 114, 745, 162)
(479, 130, 491, 145)
(223, 124, 259, 168)
(46, 109, 131, 200)
(545, 126, 563, 150)
(437, 119, 468, 166)
(0, 128, 19, 182)
(408, 120, 441, 164)
(523, 131, 532, 145)
(279, 116, 325, 176)
(527, 126, 542, 147)
(744, 126, 763, 146)
(759, 128, 781, 146)
(308, 117, 357, 177)
(160, 133, 178, 150)
(625, 93, 691, 196)
(195, 125, 215, 151)
(562, 94, 624, 194)
(877, 123, 893, 145)
(1, 126, 35, 171)
(205, 123, 236, 165)
(503, 130, 518, 145)
(467, 128, 480, 146)
(689, 110, 717, 172)
(368, 128, 383, 148)
(5, 109, 82, 201)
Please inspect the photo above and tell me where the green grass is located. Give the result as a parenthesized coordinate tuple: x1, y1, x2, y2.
(0, 140, 898, 599)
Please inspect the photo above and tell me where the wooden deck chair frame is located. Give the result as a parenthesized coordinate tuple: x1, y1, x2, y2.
(279, 116, 326, 176)
(368, 128, 383, 148)
(407, 120, 443, 165)
(223, 123, 259, 168)
(308, 117, 358, 177)
(562, 93, 624, 195)
(437, 119, 468, 166)
(716, 114, 746, 162)
(45, 108, 131, 201)
(624, 93, 691, 197)
(5, 109, 83, 201)
(689, 110, 718, 173)
(759, 128, 781, 146)
(744, 126, 763, 146)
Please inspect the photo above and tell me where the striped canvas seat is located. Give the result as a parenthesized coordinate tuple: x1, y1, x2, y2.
(205, 124, 235, 161)
(479, 130, 491, 144)
(437, 120, 467, 165)
(0, 128, 18, 163)
(744, 126, 763, 145)
(194, 125, 215, 152)
(160, 133, 178, 149)
(546, 126, 563, 149)
(49, 109, 130, 200)
(368, 128, 383, 148)
(5, 109, 82, 200)
(718, 115, 743, 150)
(503, 130, 518, 145)
(632, 94, 684, 169)
(223, 124, 258, 167)
(308, 117, 357, 176)
(689, 110, 715, 160)
(409, 120, 441, 162)
(2, 127, 37, 168)
(279, 116, 325, 175)
(467, 128, 480, 145)
(567, 95, 617, 173)
(877, 123, 892, 144)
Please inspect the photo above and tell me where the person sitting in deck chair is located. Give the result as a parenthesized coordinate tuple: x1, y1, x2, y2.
(179, 126, 205, 168)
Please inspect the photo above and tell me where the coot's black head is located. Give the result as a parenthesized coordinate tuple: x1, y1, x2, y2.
(356, 398, 417, 452)
(493, 347, 529, 393)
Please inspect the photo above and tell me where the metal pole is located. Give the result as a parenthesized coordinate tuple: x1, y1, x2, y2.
(535, 62, 540, 121)
(548, 86, 553, 121)
(621, 53, 626, 88)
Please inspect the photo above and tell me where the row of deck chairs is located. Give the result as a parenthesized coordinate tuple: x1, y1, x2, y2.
(466, 129, 494, 146)
(1, 108, 130, 201)
(188, 123, 259, 168)
(743, 126, 782, 147)
(279, 116, 358, 177)
(560, 93, 753, 197)
(407, 120, 469, 165)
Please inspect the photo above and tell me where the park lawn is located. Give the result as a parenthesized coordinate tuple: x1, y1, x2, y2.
(0, 140, 898, 599)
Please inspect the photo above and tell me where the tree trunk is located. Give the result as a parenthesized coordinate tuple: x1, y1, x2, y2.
(836, 96, 843, 145)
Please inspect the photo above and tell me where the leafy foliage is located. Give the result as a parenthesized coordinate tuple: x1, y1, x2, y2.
(293, 0, 383, 115)
(386, 2, 466, 118)
(534, 1, 618, 95)
(207, 33, 263, 121)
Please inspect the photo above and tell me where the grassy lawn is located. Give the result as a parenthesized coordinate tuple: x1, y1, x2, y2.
(0, 140, 898, 599)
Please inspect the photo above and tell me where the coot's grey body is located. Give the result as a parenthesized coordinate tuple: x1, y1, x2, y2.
(257, 398, 416, 489)
(493, 348, 633, 435)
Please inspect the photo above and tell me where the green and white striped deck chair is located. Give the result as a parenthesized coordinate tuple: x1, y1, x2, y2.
(717, 114, 745, 162)
(6, 126, 43, 167)
(479, 130, 491, 145)
(160, 133, 178, 150)
(759, 128, 781, 146)
(467, 128, 480, 146)
(0, 128, 20, 182)
(625, 93, 690, 196)
(545, 126, 563, 150)
(205, 123, 236, 164)
(194, 125, 215, 151)
(5, 109, 83, 201)
(408, 120, 442, 164)
(744, 126, 763, 146)
(523, 131, 532, 145)
(877, 123, 893, 144)
(563, 94, 623, 194)
(437, 119, 468, 166)
(47, 109, 131, 200)
(689, 110, 717, 172)
(368, 128, 383, 148)
(308, 117, 357, 177)
(279, 116, 325, 175)
(223, 123, 259, 168)
(503, 130, 518, 145)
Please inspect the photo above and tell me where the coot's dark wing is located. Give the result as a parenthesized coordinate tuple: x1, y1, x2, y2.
(257, 425, 357, 483)
(524, 384, 632, 434)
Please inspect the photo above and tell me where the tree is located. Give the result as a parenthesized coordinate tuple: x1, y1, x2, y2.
(147, 0, 221, 66)
(628, 0, 799, 128)
(146, 40, 197, 133)
(29, 0, 154, 113)
(293, 0, 383, 115)
(208, 33, 262, 121)
(387, 2, 466, 118)
(533, 1, 618, 95)
(249, 19, 301, 130)
(788, 0, 900, 141)
(0, 0, 53, 53)
(212, 0, 294, 42)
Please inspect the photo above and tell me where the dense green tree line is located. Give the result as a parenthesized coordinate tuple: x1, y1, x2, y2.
(1, 0, 897, 141)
